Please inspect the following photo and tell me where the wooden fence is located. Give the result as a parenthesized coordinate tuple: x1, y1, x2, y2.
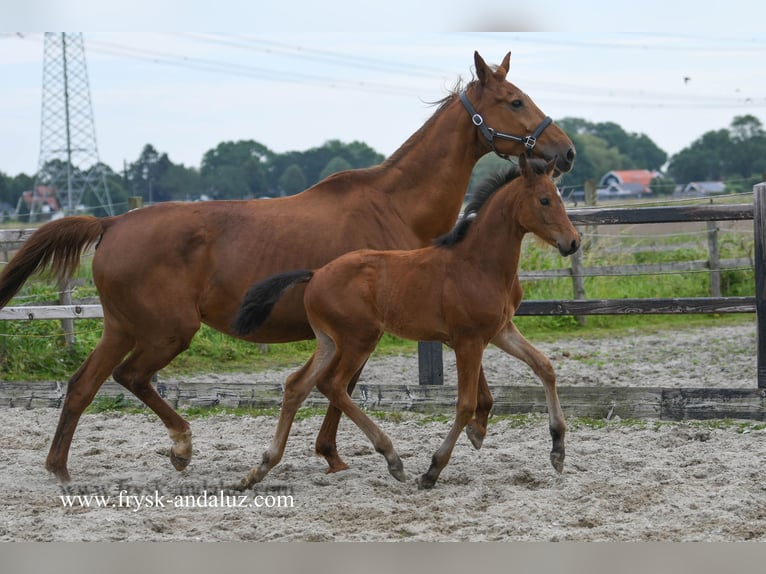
(2, 185, 766, 420)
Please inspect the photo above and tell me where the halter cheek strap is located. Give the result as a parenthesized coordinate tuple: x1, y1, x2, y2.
(460, 91, 552, 160)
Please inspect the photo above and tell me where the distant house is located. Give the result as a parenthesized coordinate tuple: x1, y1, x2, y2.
(596, 182, 652, 200)
(595, 169, 658, 201)
(678, 181, 726, 196)
(16, 185, 61, 219)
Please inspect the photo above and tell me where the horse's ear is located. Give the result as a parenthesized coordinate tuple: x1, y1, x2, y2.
(545, 156, 557, 176)
(498, 52, 511, 78)
(474, 51, 491, 85)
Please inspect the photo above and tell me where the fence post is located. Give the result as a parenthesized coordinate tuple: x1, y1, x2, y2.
(706, 220, 721, 298)
(754, 182, 766, 389)
(128, 196, 143, 210)
(57, 277, 75, 349)
(570, 234, 587, 327)
(418, 341, 443, 385)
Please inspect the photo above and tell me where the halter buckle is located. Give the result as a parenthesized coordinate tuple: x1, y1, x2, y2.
(471, 113, 483, 127)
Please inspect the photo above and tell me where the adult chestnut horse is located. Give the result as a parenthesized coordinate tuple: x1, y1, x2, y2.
(0, 52, 575, 482)
(233, 155, 580, 488)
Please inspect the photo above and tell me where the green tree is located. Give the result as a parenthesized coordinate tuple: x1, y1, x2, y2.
(319, 156, 353, 180)
(0, 171, 11, 206)
(201, 140, 273, 199)
(668, 116, 766, 184)
(278, 164, 307, 196)
(558, 118, 667, 171)
(557, 131, 633, 190)
(268, 140, 383, 190)
(156, 163, 202, 202)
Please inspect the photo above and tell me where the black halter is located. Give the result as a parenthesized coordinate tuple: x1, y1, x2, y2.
(460, 91, 552, 160)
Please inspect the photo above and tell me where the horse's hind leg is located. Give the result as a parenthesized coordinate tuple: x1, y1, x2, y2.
(465, 366, 493, 450)
(492, 322, 565, 473)
(46, 328, 133, 482)
(314, 362, 366, 473)
(111, 327, 198, 471)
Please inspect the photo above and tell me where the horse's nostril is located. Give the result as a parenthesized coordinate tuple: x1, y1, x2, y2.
(566, 148, 576, 162)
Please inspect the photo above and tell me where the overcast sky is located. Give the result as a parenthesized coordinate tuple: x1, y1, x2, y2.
(2, 2, 765, 181)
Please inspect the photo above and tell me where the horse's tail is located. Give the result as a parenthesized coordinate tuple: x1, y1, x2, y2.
(232, 269, 315, 336)
(0, 216, 106, 308)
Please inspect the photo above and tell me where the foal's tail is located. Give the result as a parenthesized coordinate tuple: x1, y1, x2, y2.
(0, 216, 106, 308)
(232, 269, 314, 336)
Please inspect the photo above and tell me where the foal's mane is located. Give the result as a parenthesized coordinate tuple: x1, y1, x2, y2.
(433, 157, 549, 248)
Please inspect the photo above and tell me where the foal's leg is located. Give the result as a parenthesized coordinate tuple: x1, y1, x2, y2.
(315, 334, 405, 482)
(418, 341, 483, 489)
(314, 362, 366, 473)
(239, 351, 325, 488)
(465, 366, 493, 450)
(492, 322, 566, 473)
(111, 322, 199, 472)
(45, 326, 133, 482)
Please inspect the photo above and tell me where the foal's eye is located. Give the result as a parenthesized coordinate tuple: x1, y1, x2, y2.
(540, 197, 550, 206)
(510, 99, 523, 109)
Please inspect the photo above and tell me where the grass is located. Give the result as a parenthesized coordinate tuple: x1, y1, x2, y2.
(0, 219, 756, 381)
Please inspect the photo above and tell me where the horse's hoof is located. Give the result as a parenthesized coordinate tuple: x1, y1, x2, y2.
(170, 450, 191, 471)
(550, 450, 565, 474)
(417, 474, 436, 490)
(465, 425, 485, 450)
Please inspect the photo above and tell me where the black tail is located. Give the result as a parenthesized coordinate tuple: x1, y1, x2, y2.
(232, 269, 314, 336)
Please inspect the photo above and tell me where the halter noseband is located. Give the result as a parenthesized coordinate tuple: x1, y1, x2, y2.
(460, 91, 553, 160)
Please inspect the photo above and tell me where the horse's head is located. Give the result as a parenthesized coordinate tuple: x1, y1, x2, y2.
(516, 154, 580, 256)
(463, 52, 576, 175)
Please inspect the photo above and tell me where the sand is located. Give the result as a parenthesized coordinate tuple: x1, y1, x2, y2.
(1, 322, 764, 541)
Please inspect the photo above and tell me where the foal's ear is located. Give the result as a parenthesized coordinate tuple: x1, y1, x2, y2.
(519, 153, 529, 176)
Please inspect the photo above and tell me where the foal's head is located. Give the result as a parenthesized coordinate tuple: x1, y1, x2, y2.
(514, 154, 580, 257)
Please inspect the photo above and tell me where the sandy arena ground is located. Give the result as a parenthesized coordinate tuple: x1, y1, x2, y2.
(1, 322, 764, 541)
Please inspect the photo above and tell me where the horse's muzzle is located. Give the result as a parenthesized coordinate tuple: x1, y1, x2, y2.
(558, 238, 580, 257)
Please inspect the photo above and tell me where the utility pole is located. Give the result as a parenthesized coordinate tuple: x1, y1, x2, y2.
(30, 33, 113, 222)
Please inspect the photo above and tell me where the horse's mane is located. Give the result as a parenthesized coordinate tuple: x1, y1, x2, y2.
(433, 157, 549, 248)
(382, 79, 477, 168)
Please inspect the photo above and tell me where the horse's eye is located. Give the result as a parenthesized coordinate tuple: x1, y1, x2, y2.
(510, 99, 523, 109)
(540, 197, 550, 206)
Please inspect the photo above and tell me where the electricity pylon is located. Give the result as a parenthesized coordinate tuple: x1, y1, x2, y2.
(29, 32, 113, 221)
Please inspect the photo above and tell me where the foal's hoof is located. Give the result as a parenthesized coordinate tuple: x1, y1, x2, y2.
(550, 450, 565, 474)
(465, 425, 485, 450)
(46, 462, 71, 483)
(170, 449, 191, 471)
(388, 464, 408, 483)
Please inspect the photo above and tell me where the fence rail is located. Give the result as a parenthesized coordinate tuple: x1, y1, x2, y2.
(2, 186, 765, 419)
(420, 186, 764, 390)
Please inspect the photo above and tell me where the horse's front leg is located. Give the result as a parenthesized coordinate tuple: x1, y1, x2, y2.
(492, 322, 565, 473)
(418, 341, 483, 489)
